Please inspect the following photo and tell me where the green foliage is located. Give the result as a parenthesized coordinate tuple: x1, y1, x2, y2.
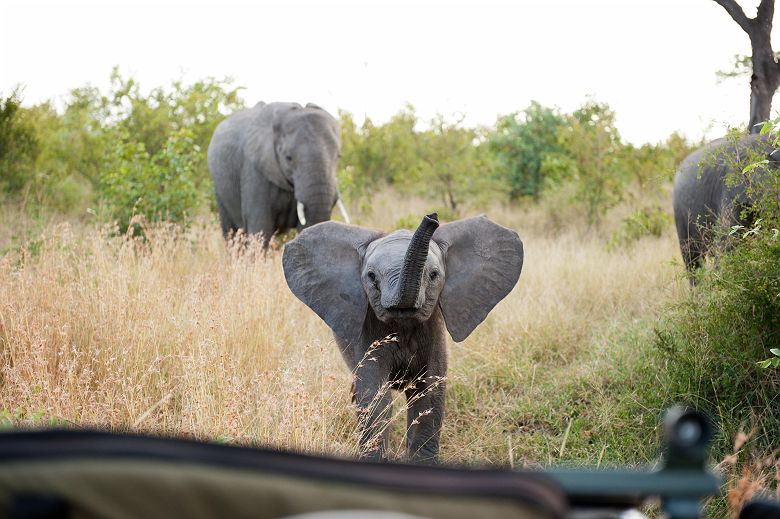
(609, 206, 670, 249)
(757, 348, 780, 369)
(394, 206, 458, 230)
(339, 107, 501, 215)
(100, 129, 200, 235)
(555, 101, 626, 227)
(649, 122, 780, 456)
(337, 106, 422, 205)
(619, 132, 695, 191)
(2, 70, 243, 216)
(4, 74, 695, 228)
(653, 226, 780, 452)
(0, 89, 39, 193)
(488, 101, 565, 199)
(21, 96, 107, 211)
(415, 115, 501, 213)
(106, 68, 244, 189)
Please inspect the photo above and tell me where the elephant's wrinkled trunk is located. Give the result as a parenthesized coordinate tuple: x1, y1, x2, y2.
(392, 213, 439, 309)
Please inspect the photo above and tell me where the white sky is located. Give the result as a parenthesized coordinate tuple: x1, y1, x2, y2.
(1, 0, 776, 144)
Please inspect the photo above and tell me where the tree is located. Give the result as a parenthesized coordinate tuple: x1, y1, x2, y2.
(100, 129, 200, 235)
(488, 102, 565, 200)
(337, 106, 421, 205)
(714, 0, 780, 133)
(553, 101, 625, 227)
(416, 115, 495, 214)
(0, 89, 39, 194)
(106, 68, 245, 187)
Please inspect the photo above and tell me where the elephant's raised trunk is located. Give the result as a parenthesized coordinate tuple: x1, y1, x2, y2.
(393, 213, 439, 309)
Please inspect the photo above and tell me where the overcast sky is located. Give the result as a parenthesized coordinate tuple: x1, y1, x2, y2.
(1, 0, 776, 144)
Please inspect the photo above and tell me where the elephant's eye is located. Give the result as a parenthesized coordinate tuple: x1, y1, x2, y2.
(285, 155, 293, 162)
(366, 271, 376, 282)
(429, 270, 439, 281)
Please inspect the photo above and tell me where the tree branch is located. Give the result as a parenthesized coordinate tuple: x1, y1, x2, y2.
(714, 0, 754, 33)
(757, 0, 775, 24)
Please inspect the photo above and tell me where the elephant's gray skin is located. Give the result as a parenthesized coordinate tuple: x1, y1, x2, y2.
(282, 213, 524, 463)
(673, 133, 776, 283)
(208, 101, 349, 247)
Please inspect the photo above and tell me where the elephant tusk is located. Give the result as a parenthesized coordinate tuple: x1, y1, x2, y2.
(297, 202, 307, 226)
(336, 198, 350, 224)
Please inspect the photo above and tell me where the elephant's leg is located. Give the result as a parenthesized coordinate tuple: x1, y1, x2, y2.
(404, 375, 446, 464)
(680, 238, 704, 286)
(243, 204, 275, 250)
(216, 197, 238, 239)
(354, 365, 392, 461)
(240, 172, 278, 250)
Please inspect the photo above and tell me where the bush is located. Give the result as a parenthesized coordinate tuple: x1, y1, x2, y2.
(394, 207, 458, 230)
(488, 102, 565, 200)
(0, 89, 39, 193)
(653, 225, 780, 453)
(100, 129, 200, 235)
(609, 206, 670, 249)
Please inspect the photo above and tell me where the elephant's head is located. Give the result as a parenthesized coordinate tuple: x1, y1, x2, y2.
(282, 214, 524, 342)
(273, 103, 348, 228)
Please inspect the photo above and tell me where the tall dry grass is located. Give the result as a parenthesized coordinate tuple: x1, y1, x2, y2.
(1, 194, 686, 466)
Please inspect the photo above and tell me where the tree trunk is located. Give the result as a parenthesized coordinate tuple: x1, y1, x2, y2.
(748, 31, 780, 132)
(715, 0, 780, 132)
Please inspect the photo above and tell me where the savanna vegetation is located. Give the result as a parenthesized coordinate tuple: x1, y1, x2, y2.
(1, 70, 778, 516)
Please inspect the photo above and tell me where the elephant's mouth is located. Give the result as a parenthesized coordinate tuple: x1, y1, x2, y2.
(386, 308, 418, 318)
(379, 306, 429, 323)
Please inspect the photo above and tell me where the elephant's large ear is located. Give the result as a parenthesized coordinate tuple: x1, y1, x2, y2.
(283, 222, 384, 342)
(247, 104, 294, 191)
(434, 216, 524, 342)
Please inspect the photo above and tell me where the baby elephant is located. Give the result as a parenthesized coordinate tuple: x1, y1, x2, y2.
(282, 213, 524, 463)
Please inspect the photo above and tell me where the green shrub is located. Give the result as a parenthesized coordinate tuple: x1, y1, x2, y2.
(394, 207, 458, 230)
(609, 206, 670, 249)
(0, 89, 39, 193)
(653, 225, 780, 453)
(488, 101, 566, 200)
(99, 129, 200, 235)
(44, 174, 93, 214)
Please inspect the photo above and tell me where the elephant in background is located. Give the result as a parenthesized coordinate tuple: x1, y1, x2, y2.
(282, 213, 524, 463)
(208, 101, 349, 247)
(673, 133, 777, 283)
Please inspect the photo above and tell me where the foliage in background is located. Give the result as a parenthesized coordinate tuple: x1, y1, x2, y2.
(414, 115, 501, 212)
(339, 108, 502, 216)
(337, 106, 421, 208)
(620, 132, 694, 192)
(100, 129, 201, 235)
(0, 89, 39, 194)
(552, 101, 626, 227)
(609, 205, 670, 249)
(105, 68, 245, 190)
(2, 77, 693, 227)
(488, 101, 565, 200)
(0, 70, 243, 216)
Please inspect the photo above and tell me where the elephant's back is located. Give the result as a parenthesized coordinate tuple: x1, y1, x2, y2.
(209, 103, 266, 153)
(674, 136, 752, 216)
(673, 134, 773, 247)
(208, 104, 270, 186)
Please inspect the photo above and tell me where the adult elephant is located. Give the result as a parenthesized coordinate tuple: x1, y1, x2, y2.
(673, 133, 776, 283)
(208, 101, 349, 247)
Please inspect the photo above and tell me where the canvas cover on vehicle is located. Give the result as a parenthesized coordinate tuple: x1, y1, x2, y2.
(0, 430, 567, 519)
